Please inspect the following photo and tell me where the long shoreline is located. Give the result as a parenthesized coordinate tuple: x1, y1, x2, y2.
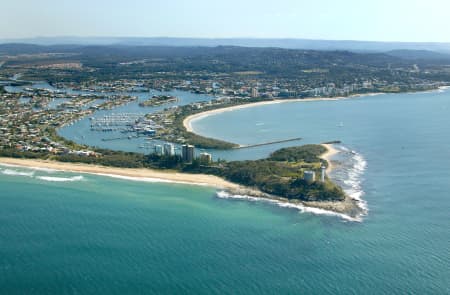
(0, 157, 240, 190)
(0, 145, 338, 189)
(183, 94, 382, 133)
(183, 86, 450, 133)
(0, 153, 364, 221)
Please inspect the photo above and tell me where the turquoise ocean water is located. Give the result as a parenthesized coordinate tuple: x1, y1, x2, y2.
(1, 88, 450, 294)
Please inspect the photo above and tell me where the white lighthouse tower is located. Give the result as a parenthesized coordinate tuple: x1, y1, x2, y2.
(320, 166, 326, 182)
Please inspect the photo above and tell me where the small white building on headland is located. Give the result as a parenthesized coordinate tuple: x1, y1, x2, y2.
(321, 166, 326, 182)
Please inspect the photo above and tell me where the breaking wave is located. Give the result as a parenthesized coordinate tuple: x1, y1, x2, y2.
(216, 191, 361, 222)
(215, 144, 368, 222)
(1, 164, 85, 183)
(333, 146, 368, 213)
(1, 169, 35, 177)
(36, 175, 84, 182)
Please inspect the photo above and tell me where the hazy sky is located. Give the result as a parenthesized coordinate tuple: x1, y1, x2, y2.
(1, 0, 449, 42)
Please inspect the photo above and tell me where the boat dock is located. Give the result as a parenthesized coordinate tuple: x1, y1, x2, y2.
(90, 113, 143, 130)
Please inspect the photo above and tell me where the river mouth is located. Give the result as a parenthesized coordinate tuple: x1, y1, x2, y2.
(10, 81, 393, 221)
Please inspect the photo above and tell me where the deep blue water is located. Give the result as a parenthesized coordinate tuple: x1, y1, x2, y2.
(1, 89, 450, 294)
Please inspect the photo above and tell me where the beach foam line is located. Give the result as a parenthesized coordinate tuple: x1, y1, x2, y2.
(0, 163, 58, 173)
(216, 191, 362, 222)
(0, 158, 237, 189)
(1, 169, 35, 177)
(334, 145, 369, 213)
(36, 175, 84, 182)
(347, 150, 368, 212)
(1, 165, 209, 186)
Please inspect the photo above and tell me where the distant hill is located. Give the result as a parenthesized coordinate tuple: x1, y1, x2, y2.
(0, 44, 403, 67)
(2, 37, 450, 53)
(2, 44, 447, 70)
(0, 43, 78, 55)
(386, 50, 450, 60)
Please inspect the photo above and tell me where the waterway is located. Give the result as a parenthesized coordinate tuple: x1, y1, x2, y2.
(1, 84, 449, 293)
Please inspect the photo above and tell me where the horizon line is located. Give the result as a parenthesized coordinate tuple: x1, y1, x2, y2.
(1, 36, 450, 45)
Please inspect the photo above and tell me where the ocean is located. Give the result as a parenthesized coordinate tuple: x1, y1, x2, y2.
(1, 89, 450, 294)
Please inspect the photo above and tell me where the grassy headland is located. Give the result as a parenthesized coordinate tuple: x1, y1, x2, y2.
(0, 144, 345, 202)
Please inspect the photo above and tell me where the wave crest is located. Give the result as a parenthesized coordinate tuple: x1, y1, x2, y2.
(1, 169, 35, 177)
(216, 191, 361, 222)
(36, 175, 84, 182)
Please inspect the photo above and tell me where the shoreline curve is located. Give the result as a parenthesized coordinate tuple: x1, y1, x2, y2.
(0, 157, 240, 190)
(0, 154, 363, 221)
(183, 94, 382, 133)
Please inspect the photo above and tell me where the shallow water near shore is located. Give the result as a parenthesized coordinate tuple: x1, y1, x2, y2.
(1, 89, 450, 293)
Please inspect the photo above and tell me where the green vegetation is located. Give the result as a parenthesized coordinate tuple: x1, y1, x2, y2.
(179, 131, 237, 150)
(139, 95, 178, 107)
(0, 144, 345, 202)
(169, 106, 242, 150)
(269, 144, 327, 163)
(58, 149, 146, 168)
(182, 144, 345, 201)
(217, 145, 345, 201)
(161, 97, 270, 150)
(3, 44, 450, 90)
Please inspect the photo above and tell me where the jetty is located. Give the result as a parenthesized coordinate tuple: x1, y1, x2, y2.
(236, 137, 302, 149)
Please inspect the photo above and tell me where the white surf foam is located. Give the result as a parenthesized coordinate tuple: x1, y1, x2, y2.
(36, 175, 84, 182)
(27, 167, 58, 173)
(216, 191, 361, 222)
(335, 146, 368, 213)
(0, 163, 58, 173)
(0, 163, 210, 187)
(1, 169, 35, 177)
(215, 144, 370, 222)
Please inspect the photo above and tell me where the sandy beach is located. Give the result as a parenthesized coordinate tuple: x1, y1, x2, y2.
(183, 98, 333, 133)
(0, 145, 339, 187)
(321, 144, 339, 173)
(182, 94, 381, 133)
(0, 157, 240, 190)
(0, 152, 362, 219)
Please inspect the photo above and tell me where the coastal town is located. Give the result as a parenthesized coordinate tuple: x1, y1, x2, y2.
(0, 85, 137, 157)
(3, 1, 450, 293)
(1, 73, 447, 157)
(1, 44, 450, 213)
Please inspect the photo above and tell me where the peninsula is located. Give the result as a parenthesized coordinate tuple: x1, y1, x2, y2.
(139, 95, 178, 107)
(0, 142, 362, 218)
(3, 44, 450, 220)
